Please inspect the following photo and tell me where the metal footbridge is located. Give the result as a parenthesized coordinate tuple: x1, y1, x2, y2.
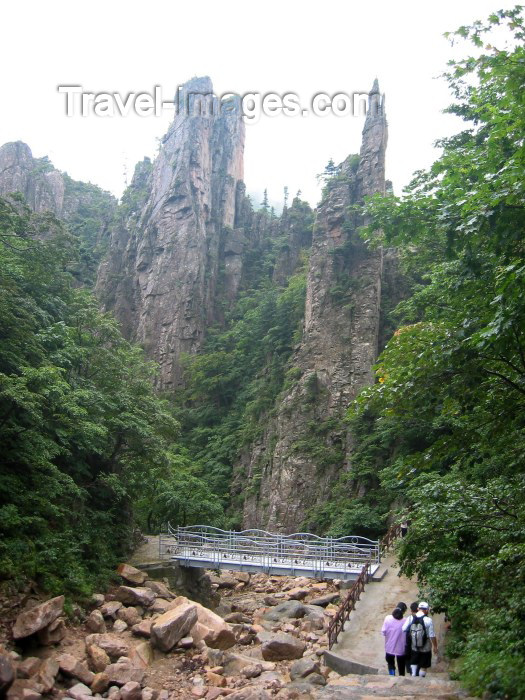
(159, 525, 380, 581)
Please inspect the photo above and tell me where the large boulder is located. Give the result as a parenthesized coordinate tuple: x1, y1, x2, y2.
(90, 594, 105, 608)
(67, 682, 92, 700)
(149, 599, 174, 615)
(287, 588, 309, 601)
(0, 652, 15, 695)
(207, 572, 238, 589)
(113, 620, 128, 634)
(120, 681, 142, 700)
(86, 644, 110, 673)
(16, 658, 40, 679)
(308, 593, 340, 607)
(37, 617, 66, 645)
(262, 600, 307, 622)
(150, 603, 198, 652)
(290, 656, 320, 680)
(302, 672, 326, 686)
(100, 601, 122, 620)
(169, 596, 235, 649)
(85, 634, 130, 660)
(303, 605, 326, 629)
(35, 658, 59, 693)
(222, 653, 275, 677)
(191, 621, 235, 650)
(141, 687, 158, 700)
(226, 689, 270, 700)
(7, 679, 44, 700)
(86, 609, 106, 633)
(129, 642, 154, 669)
(105, 659, 144, 686)
(12, 596, 65, 640)
(190, 610, 235, 649)
(90, 673, 109, 694)
(143, 581, 174, 599)
(115, 587, 155, 608)
(56, 654, 95, 686)
(117, 607, 142, 627)
(224, 612, 252, 624)
(117, 564, 147, 586)
(261, 633, 306, 661)
(131, 620, 153, 638)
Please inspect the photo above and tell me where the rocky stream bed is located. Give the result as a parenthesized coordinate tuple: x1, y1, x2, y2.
(0, 563, 349, 700)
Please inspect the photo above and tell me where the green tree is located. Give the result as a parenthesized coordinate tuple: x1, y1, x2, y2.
(316, 157, 338, 184)
(0, 196, 218, 595)
(176, 198, 314, 519)
(349, 7, 525, 697)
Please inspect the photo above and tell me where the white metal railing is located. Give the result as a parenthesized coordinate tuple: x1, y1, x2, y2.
(160, 524, 380, 575)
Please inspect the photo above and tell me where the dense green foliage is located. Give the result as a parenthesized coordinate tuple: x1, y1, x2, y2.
(1, 14, 523, 698)
(176, 200, 313, 522)
(0, 197, 220, 595)
(63, 175, 117, 286)
(341, 9, 525, 697)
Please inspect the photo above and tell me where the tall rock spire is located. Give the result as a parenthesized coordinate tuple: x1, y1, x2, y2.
(239, 81, 388, 532)
(96, 77, 245, 389)
(359, 79, 388, 199)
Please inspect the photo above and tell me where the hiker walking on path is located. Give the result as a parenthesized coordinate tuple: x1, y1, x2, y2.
(404, 601, 419, 674)
(403, 601, 438, 677)
(381, 606, 406, 676)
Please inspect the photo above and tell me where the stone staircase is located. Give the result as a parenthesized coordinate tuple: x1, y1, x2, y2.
(316, 673, 470, 698)
(318, 554, 471, 698)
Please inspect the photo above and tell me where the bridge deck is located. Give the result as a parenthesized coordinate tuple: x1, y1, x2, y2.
(159, 525, 381, 581)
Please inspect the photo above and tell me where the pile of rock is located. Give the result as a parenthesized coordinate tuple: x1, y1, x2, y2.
(1, 564, 344, 700)
(11, 595, 67, 647)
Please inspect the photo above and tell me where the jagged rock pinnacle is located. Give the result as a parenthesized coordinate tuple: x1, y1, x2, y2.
(360, 78, 388, 198)
(97, 76, 245, 389)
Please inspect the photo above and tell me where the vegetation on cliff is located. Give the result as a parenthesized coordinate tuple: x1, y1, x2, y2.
(176, 198, 313, 522)
(0, 197, 219, 595)
(0, 8, 522, 696)
(328, 9, 525, 696)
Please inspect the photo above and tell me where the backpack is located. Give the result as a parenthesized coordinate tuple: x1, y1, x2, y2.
(409, 615, 428, 650)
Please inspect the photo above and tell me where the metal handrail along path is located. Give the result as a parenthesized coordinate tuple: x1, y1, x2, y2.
(380, 522, 402, 554)
(327, 560, 371, 649)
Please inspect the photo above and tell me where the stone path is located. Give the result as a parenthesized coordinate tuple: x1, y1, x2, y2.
(125, 539, 471, 697)
(128, 536, 163, 567)
(320, 555, 472, 698)
(330, 555, 447, 674)
(317, 673, 470, 697)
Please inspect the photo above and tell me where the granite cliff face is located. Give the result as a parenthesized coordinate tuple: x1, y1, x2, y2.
(0, 78, 394, 534)
(239, 82, 388, 531)
(0, 141, 66, 214)
(0, 140, 116, 230)
(96, 77, 245, 389)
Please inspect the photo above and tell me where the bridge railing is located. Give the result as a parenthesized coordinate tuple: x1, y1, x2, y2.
(161, 524, 380, 573)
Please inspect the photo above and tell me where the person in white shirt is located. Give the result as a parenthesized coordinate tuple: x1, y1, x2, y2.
(402, 601, 438, 677)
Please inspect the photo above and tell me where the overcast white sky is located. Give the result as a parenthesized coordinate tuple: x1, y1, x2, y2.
(0, 0, 516, 208)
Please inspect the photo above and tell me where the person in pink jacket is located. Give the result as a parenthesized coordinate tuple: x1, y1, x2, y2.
(381, 606, 406, 675)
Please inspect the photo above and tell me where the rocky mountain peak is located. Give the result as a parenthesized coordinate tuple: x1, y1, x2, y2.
(0, 141, 66, 215)
(239, 84, 389, 532)
(97, 77, 246, 389)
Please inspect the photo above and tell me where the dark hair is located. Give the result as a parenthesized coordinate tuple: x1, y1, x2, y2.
(410, 602, 419, 613)
(392, 607, 403, 620)
(397, 602, 407, 613)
